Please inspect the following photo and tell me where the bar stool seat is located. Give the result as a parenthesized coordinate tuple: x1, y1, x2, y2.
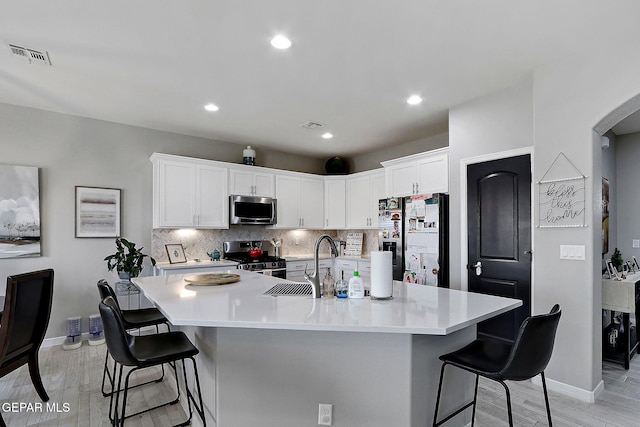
(100, 295, 206, 426)
(129, 332, 198, 366)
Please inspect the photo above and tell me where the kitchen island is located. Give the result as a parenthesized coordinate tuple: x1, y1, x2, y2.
(133, 270, 521, 427)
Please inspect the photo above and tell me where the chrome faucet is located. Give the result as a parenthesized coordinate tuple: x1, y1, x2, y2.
(304, 234, 339, 298)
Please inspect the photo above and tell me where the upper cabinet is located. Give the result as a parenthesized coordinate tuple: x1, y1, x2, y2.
(151, 153, 228, 229)
(381, 148, 449, 197)
(228, 165, 275, 197)
(324, 177, 346, 229)
(346, 169, 385, 229)
(274, 172, 324, 229)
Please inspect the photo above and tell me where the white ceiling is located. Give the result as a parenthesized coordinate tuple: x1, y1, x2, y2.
(2, 1, 640, 158)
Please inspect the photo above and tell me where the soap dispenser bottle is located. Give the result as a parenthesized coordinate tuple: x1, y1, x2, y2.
(335, 271, 348, 298)
(322, 267, 335, 298)
(348, 264, 365, 299)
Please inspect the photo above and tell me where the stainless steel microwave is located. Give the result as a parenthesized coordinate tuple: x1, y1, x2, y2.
(229, 195, 277, 225)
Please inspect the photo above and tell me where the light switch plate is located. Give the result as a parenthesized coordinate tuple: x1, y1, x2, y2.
(633, 239, 640, 249)
(560, 245, 585, 261)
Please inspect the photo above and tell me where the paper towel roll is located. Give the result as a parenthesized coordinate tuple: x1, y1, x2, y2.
(370, 251, 393, 299)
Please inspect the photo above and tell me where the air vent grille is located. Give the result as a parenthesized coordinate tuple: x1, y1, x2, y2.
(301, 121, 324, 130)
(7, 43, 51, 65)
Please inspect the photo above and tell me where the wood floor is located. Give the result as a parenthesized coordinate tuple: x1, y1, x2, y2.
(1, 343, 639, 426)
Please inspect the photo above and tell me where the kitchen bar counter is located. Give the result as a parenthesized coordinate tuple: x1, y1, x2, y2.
(132, 271, 521, 427)
(133, 269, 519, 335)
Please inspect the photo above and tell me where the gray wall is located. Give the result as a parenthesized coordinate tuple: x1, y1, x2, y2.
(0, 102, 324, 338)
(449, 79, 534, 290)
(349, 132, 448, 173)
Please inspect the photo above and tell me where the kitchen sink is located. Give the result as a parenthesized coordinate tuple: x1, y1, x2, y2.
(263, 282, 312, 296)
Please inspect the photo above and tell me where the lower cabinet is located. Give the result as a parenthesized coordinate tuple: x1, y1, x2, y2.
(334, 258, 371, 284)
(286, 258, 332, 282)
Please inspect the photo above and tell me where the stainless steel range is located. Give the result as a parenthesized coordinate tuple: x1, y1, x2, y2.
(223, 240, 287, 279)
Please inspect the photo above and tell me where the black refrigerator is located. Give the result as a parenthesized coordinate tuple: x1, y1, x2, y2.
(378, 193, 449, 287)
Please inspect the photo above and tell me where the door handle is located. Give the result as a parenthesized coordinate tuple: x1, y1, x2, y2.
(470, 261, 482, 276)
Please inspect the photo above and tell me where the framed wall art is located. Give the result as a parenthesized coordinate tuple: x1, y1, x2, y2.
(75, 186, 121, 238)
(0, 164, 41, 258)
(166, 244, 187, 264)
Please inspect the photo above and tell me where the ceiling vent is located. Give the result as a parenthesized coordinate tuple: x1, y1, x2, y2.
(7, 44, 51, 65)
(300, 121, 324, 130)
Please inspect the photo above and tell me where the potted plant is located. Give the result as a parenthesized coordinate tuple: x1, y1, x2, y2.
(104, 237, 156, 281)
(611, 247, 624, 272)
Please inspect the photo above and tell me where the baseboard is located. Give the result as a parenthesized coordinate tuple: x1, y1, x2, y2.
(531, 376, 604, 403)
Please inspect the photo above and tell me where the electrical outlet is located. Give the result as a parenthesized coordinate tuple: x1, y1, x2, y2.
(318, 403, 332, 426)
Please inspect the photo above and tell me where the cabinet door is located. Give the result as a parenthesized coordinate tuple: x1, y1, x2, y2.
(253, 172, 275, 197)
(324, 179, 346, 229)
(300, 177, 324, 229)
(369, 172, 385, 228)
(346, 176, 370, 228)
(416, 152, 448, 194)
(196, 164, 228, 228)
(275, 175, 301, 228)
(385, 162, 416, 197)
(229, 169, 254, 196)
(155, 159, 196, 227)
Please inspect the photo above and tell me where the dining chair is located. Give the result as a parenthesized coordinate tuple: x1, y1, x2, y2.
(433, 304, 561, 427)
(0, 269, 54, 427)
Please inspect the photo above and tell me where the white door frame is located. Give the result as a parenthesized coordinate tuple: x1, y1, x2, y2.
(459, 147, 535, 305)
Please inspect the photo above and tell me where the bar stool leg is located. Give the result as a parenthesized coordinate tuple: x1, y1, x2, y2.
(541, 372, 553, 427)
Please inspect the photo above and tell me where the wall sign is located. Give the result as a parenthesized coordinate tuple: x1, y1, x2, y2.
(538, 152, 587, 229)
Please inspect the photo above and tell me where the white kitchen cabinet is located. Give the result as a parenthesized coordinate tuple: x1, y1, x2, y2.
(324, 177, 346, 229)
(274, 173, 324, 229)
(381, 148, 449, 197)
(286, 258, 332, 282)
(229, 166, 275, 197)
(334, 258, 371, 284)
(151, 153, 228, 229)
(346, 169, 384, 229)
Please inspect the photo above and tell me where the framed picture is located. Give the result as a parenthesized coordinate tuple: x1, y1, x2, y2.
(0, 165, 41, 258)
(606, 259, 620, 280)
(75, 186, 121, 238)
(166, 244, 187, 264)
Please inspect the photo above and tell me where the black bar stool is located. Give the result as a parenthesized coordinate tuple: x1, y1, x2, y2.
(99, 295, 206, 426)
(433, 304, 561, 427)
(97, 280, 170, 397)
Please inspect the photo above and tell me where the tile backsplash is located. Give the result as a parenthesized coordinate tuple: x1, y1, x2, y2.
(152, 228, 379, 262)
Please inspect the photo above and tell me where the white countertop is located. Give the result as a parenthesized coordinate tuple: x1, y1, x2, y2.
(132, 270, 521, 335)
(154, 259, 238, 270)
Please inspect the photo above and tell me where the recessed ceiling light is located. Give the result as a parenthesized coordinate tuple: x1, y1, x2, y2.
(322, 133, 333, 139)
(406, 95, 423, 105)
(271, 35, 293, 50)
(204, 103, 219, 112)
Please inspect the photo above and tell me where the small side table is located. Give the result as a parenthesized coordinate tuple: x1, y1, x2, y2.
(115, 281, 141, 310)
(603, 273, 640, 369)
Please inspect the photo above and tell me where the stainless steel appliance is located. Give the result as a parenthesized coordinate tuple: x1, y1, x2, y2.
(378, 194, 449, 286)
(223, 240, 286, 279)
(229, 195, 277, 225)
